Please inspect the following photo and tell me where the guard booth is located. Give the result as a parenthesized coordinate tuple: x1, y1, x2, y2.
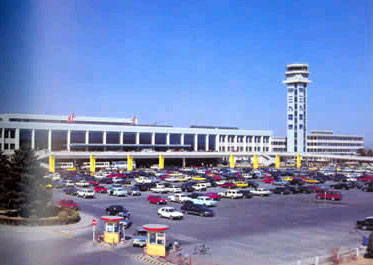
(100, 216, 124, 244)
(143, 224, 169, 257)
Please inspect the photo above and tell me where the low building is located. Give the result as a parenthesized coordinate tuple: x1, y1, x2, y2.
(0, 113, 273, 155)
(306, 130, 364, 154)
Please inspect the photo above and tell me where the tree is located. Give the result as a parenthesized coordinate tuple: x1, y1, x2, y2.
(357, 148, 366, 156)
(0, 148, 50, 217)
(367, 149, 373, 157)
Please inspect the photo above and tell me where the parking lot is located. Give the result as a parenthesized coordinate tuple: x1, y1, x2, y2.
(50, 176, 373, 265)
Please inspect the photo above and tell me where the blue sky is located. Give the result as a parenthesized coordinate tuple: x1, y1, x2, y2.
(1, 0, 372, 146)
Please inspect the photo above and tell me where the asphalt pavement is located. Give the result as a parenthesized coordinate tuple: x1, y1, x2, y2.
(1, 182, 372, 265)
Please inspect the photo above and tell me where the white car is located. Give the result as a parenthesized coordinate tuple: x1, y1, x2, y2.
(168, 193, 191, 203)
(188, 196, 217, 207)
(219, 190, 243, 199)
(109, 187, 127, 196)
(65, 180, 75, 187)
(165, 185, 182, 193)
(151, 184, 168, 193)
(77, 188, 95, 198)
(250, 188, 271, 197)
(192, 183, 207, 191)
(95, 171, 110, 179)
(75, 180, 90, 187)
(157, 207, 184, 220)
(135, 176, 152, 184)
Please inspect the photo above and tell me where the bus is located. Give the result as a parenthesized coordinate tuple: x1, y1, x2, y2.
(81, 161, 111, 170)
(112, 161, 136, 170)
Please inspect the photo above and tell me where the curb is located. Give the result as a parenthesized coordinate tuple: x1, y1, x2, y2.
(133, 255, 175, 265)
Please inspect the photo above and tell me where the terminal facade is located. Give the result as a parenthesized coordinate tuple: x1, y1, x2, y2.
(0, 64, 365, 157)
(0, 113, 272, 155)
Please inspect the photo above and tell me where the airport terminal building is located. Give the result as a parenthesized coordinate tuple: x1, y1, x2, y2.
(0, 113, 272, 155)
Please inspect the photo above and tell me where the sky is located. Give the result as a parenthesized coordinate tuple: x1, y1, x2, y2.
(1, 0, 372, 146)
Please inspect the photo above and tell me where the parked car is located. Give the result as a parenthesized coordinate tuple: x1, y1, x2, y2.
(181, 183, 195, 192)
(192, 183, 207, 191)
(158, 207, 184, 220)
(165, 185, 182, 193)
(127, 187, 141, 196)
(219, 190, 244, 199)
(109, 187, 127, 197)
(356, 216, 373, 230)
(284, 185, 301, 194)
(106, 205, 131, 217)
(315, 191, 342, 201)
(63, 187, 78, 196)
(147, 194, 167, 205)
(181, 201, 214, 217)
(75, 180, 90, 187)
(249, 188, 271, 197)
(330, 183, 350, 190)
(188, 192, 204, 199)
(188, 196, 217, 207)
(298, 186, 313, 194)
(132, 227, 147, 247)
(238, 190, 253, 199)
(77, 188, 95, 198)
(151, 184, 169, 194)
(94, 185, 107, 193)
(362, 183, 373, 192)
(57, 199, 79, 210)
(220, 182, 237, 189)
(168, 193, 191, 204)
(204, 192, 222, 201)
(271, 187, 291, 195)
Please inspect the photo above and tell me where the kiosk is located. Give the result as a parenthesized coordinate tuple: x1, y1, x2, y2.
(143, 224, 169, 257)
(100, 216, 124, 244)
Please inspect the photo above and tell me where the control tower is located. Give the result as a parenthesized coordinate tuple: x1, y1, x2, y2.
(283, 64, 311, 153)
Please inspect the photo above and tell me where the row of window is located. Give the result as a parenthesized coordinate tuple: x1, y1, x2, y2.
(307, 149, 359, 153)
(288, 124, 304, 130)
(307, 136, 363, 141)
(218, 146, 270, 152)
(307, 143, 363, 147)
(219, 135, 270, 143)
(1, 143, 15, 150)
(288, 114, 303, 121)
(0, 128, 16, 138)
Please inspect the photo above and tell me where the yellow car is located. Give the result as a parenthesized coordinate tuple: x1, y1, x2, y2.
(66, 167, 77, 171)
(304, 178, 320, 184)
(45, 183, 53, 189)
(235, 181, 248, 188)
(282, 176, 293, 181)
(177, 177, 189, 182)
(192, 176, 206, 181)
(309, 167, 318, 171)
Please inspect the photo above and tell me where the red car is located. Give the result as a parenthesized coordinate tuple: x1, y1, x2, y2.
(308, 185, 325, 193)
(211, 175, 223, 180)
(108, 173, 125, 178)
(315, 191, 342, 201)
(220, 182, 236, 189)
(58, 199, 79, 210)
(94, 185, 107, 193)
(147, 195, 167, 205)
(204, 192, 222, 201)
(262, 178, 274, 183)
(89, 180, 99, 186)
(358, 176, 373, 182)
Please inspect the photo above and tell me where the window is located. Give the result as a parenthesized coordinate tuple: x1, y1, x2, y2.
(10, 144, 15, 150)
(288, 125, 293, 129)
(299, 114, 303, 120)
(299, 124, 303, 129)
(4, 143, 9, 150)
(149, 233, 156, 244)
(288, 106, 293, 112)
(288, 114, 293, 120)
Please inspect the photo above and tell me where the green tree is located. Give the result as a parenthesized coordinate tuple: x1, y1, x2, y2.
(357, 148, 366, 156)
(0, 149, 50, 217)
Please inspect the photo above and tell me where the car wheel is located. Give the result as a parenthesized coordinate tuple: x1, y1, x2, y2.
(199, 212, 203, 217)
(316, 196, 321, 199)
(280, 192, 284, 195)
(331, 197, 335, 201)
